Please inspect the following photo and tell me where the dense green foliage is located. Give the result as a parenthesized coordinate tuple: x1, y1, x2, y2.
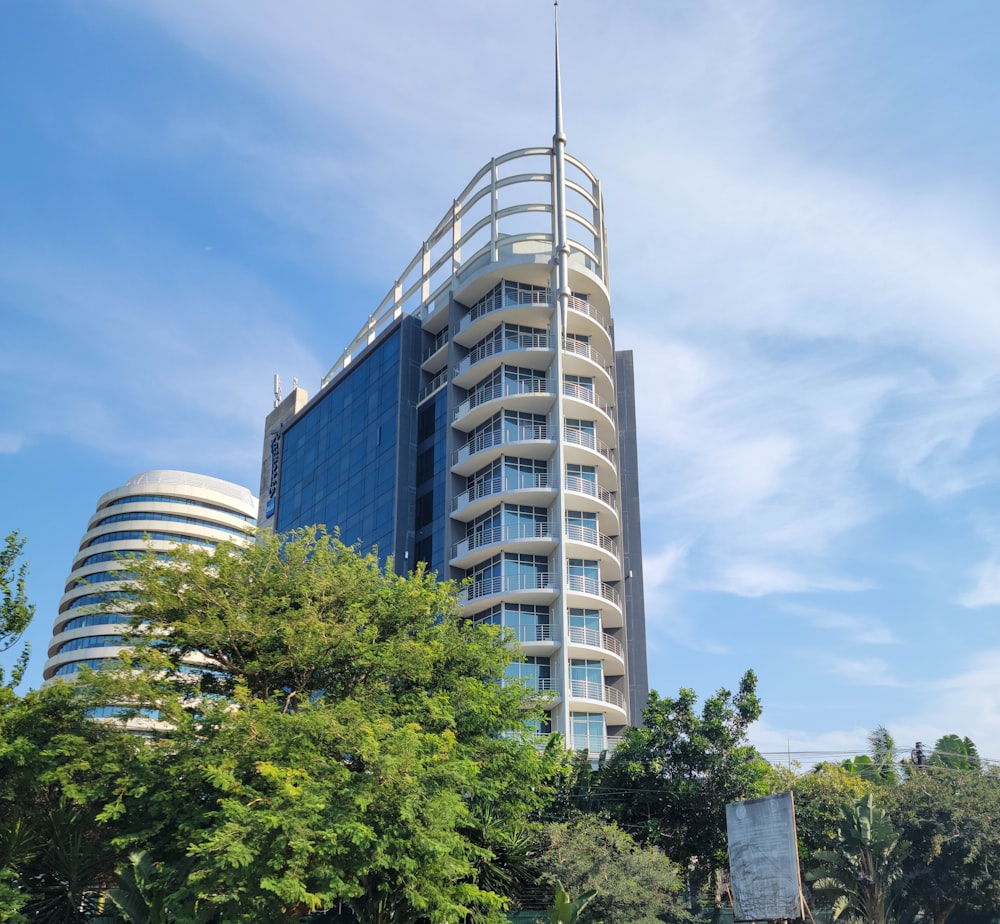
(806, 793, 909, 924)
(0, 532, 34, 688)
(535, 815, 685, 923)
(597, 669, 766, 900)
(5, 527, 1000, 924)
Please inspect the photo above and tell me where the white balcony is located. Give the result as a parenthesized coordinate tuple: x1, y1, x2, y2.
(453, 333, 553, 387)
(564, 475, 618, 513)
(562, 381, 614, 420)
(564, 523, 619, 559)
(452, 424, 553, 474)
(565, 574, 621, 608)
(460, 572, 555, 604)
(451, 474, 553, 518)
(567, 626, 624, 660)
(563, 427, 615, 466)
(450, 522, 556, 568)
(569, 679, 627, 711)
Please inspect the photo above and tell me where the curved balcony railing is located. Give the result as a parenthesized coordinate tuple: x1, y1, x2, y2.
(456, 333, 552, 378)
(503, 676, 560, 695)
(564, 475, 617, 511)
(561, 337, 613, 374)
(475, 621, 557, 644)
(453, 424, 550, 466)
(563, 427, 615, 464)
(452, 474, 552, 512)
(461, 572, 553, 602)
(322, 148, 609, 387)
(452, 522, 553, 559)
(571, 734, 624, 754)
(567, 626, 623, 659)
(461, 286, 553, 332)
(565, 574, 621, 607)
(564, 524, 619, 558)
(569, 679, 626, 710)
(562, 381, 614, 417)
(453, 378, 550, 422)
(566, 295, 612, 335)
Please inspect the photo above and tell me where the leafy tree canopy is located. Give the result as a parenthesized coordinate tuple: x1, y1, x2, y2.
(0, 532, 35, 688)
(887, 762, 1000, 924)
(806, 793, 909, 924)
(87, 527, 558, 923)
(596, 669, 766, 899)
(928, 734, 980, 771)
(536, 814, 687, 923)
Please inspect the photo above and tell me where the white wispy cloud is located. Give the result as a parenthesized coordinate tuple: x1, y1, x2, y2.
(0, 245, 322, 482)
(780, 603, 899, 646)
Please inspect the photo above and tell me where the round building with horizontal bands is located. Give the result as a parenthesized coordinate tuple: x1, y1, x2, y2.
(44, 470, 257, 684)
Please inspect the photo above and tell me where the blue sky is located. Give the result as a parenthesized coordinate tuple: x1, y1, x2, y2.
(3, 1, 1000, 764)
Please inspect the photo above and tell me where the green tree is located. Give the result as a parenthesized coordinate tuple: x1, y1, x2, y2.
(887, 764, 1000, 924)
(596, 670, 765, 905)
(0, 682, 140, 923)
(535, 814, 686, 923)
(761, 762, 874, 860)
(0, 532, 35, 688)
(540, 881, 598, 924)
(928, 735, 980, 771)
(93, 527, 556, 923)
(806, 793, 909, 924)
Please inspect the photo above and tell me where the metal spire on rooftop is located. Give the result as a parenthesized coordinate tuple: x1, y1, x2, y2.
(552, 1, 570, 319)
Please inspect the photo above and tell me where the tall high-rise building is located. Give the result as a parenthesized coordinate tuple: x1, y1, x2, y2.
(260, 29, 648, 754)
(44, 470, 258, 691)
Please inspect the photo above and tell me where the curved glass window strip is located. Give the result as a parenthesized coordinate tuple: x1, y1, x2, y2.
(85, 705, 160, 720)
(86, 531, 217, 549)
(61, 612, 130, 632)
(74, 570, 137, 585)
(67, 590, 136, 610)
(56, 634, 125, 655)
(104, 495, 256, 522)
(79, 550, 169, 568)
(93, 511, 250, 539)
(54, 657, 121, 676)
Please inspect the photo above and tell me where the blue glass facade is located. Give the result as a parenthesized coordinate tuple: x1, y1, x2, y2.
(276, 317, 422, 568)
(414, 389, 448, 575)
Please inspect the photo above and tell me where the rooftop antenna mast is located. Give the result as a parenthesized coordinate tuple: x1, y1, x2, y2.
(553, 0, 570, 328)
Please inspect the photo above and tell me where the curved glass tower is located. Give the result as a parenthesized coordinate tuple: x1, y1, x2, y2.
(44, 470, 257, 685)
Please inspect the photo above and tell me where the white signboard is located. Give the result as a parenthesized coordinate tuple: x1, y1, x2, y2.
(726, 791, 803, 921)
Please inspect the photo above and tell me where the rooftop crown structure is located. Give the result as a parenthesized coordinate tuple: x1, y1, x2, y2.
(260, 10, 648, 754)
